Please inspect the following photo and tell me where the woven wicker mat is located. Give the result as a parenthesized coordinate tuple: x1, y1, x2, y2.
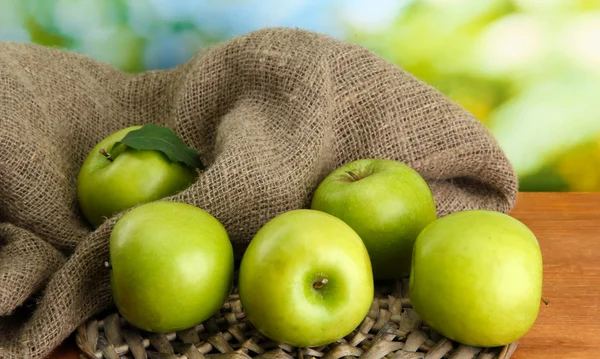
(76, 279, 518, 359)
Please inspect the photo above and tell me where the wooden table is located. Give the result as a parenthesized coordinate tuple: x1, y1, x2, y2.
(46, 192, 600, 359)
(507, 192, 600, 358)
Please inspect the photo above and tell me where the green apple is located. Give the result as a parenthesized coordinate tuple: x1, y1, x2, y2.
(238, 209, 374, 347)
(409, 210, 543, 347)
(109, 201, 234, 333)
(77, 126, 197, 228)
(310, 158, 437, 279)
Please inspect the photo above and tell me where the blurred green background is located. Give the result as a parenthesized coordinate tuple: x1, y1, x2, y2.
(2, 0, 599, 191)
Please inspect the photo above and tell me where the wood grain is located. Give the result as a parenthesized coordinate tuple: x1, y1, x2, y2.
(508, 192, 600, 359)
(45, 192, 600, 359)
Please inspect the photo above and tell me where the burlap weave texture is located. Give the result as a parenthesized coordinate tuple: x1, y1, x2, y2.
(0, 27, 517, 358)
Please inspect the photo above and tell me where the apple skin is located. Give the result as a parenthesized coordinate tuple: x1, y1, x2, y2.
(238, 209, 374, 347)
(310, 158, 437, 279)
(409, 210, 543, 347)
(109, 201, 234, 333)
(77, 126, 197, 228)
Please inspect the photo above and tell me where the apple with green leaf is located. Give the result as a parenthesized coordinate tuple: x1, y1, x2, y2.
(310, 158, 437, 279)
(77, 124, 203, 227)
(109, 201, 234, 333)
(409, 210, 544, 347)
(238, 209, 374, 347)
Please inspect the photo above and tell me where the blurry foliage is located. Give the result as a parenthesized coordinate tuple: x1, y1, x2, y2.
(555, 138, 600, 191)
(343, 0, 600, 191)
(1, 0, 599, 191)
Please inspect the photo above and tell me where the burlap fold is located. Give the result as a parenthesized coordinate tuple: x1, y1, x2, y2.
(0, 27, 517, 359)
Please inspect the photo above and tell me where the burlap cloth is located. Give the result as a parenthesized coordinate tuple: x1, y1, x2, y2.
(0, 27, 518, 358)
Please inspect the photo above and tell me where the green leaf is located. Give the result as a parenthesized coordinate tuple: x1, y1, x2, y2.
(114, 124, 204, 170)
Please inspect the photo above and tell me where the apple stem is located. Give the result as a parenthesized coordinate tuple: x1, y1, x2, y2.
(313, 278, 328, 289)
(99, 148, 113, 162)
(541, 295, 550, 306)
(346, 171, 360, 181)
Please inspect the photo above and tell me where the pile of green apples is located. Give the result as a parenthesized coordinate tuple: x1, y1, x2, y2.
(77, 125, 544, 350)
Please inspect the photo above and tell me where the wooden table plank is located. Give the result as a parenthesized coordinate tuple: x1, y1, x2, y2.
(509, 192, 600, 359)
(45, 192, 600, 359)
(45, 336, 80, 359)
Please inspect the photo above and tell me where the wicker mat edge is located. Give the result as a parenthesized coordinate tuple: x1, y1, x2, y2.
(75, 280, 518, 359)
